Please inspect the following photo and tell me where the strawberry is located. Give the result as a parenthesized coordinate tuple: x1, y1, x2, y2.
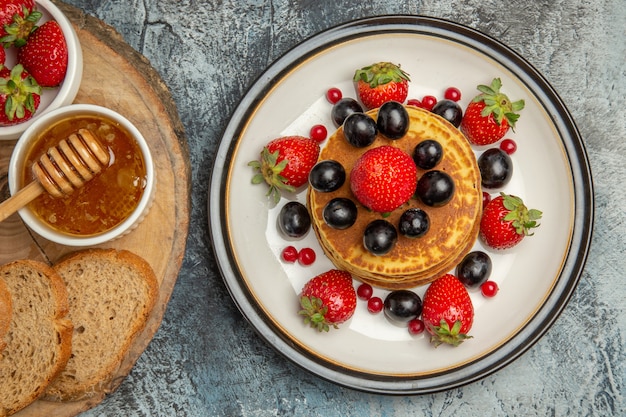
(0, 0, 40, 47)
(249, 135, 320, 203)
(353, 62, 410, 110)
(17, 20, 68, 87)
(299, 269, 356, 332)
(480, 192, 542, 250)
(422, 274, 474, 347)
(0, 63, 41, 126)
(460, 78, 525, 146)
(350, 145, 417, 213)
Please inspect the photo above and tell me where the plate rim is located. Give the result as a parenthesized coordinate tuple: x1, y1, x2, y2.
(208, 15, 594, 394)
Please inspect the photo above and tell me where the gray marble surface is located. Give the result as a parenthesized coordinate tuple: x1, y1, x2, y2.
(60, 0, 625, 415)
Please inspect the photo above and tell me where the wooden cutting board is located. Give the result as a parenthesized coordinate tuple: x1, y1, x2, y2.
(1, 1, 191, 416)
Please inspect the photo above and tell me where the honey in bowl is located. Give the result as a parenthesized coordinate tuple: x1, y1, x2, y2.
(21, 115, 147, 236)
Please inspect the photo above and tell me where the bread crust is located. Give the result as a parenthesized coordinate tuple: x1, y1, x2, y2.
(0, 277, 12, 352)
(44, 248, 158, 402)
(0, 260, 73, 417)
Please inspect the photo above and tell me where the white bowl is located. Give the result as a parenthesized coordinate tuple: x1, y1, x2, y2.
(8, 104, 156, 246)
(0, 0, 83, 141)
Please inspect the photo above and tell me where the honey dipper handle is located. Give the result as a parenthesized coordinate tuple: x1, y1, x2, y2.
(0, 181, 45, 223)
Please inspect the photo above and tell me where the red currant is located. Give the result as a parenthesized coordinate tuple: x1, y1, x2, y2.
(481, 280, 499, 297)
(356, 283, 373, 300)
(309, 124, 328, 142)
(326, 87, 342, 104)
(298, 247, 316, 266)
(421, 95, 437, 111)
(367, 296, 384, 313)
(482, 191, 491, 207)
(444, 87, 462, 102)
(281, 246, 298, 263)
(500, 138, 517, 155)
(408, 318, 425, 335)
(407, 98, 423, 108)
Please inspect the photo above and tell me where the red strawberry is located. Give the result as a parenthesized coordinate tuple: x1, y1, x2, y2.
(460, 78, 525, 146)
(0, 47, 5, 65)
(350, 145, 417, 213)
(299, 269, 356, 332)
(480, 192, 542, 250)
(17, 20, 68, 87)
(422, 274, 474, 347)
(0, 63, 41, 126)
(0, 0, 40, 47)
(249, 135, 320, 203)
(353, 62, 410, 110)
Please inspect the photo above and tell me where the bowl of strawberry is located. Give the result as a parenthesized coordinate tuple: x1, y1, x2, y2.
(0, 0, 82, 141)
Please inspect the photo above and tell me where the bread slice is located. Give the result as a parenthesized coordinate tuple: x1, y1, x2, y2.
(0, 260, 73, 417)
(0, 277, 11, 352)
(43, 249, 158, 402)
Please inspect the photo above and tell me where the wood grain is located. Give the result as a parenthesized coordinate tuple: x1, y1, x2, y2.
(2, 1, 190, 415)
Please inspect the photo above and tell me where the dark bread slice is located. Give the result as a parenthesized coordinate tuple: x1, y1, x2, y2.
(0, 260, 73, 417)
(43, 249, 158, 402)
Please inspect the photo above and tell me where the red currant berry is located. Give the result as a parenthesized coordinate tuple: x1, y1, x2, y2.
(356, 283, 373, 300)
(326, 87, 342, 104)
(309, 124, 328, 142)
(408, 318, 425, 335)
(367, 296, 384, 314)
(482, 191, 491, 207)
(298, 247, 316, 266)
(281, 246, 298, 263)
(421, 95, 437, 111)
(407, 98, 423, 108)
(444, 87, 462, 102)
(500, 138, 517, 155)
(481, 280, 499, 297)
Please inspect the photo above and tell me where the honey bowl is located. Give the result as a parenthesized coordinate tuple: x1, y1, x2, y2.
(8, 104, 156, 246)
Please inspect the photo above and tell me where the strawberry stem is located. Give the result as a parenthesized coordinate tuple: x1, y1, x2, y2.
(473, 78, 525, 129)
(298, 295, 335, 332)
(428, 319, 472, 347)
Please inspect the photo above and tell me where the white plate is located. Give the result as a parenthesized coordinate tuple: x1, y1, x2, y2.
(209, 16, 593, 394)
(0, 0, 83, 141)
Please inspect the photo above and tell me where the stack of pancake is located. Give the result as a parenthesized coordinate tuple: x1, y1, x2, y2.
(307, 105, 481, 289)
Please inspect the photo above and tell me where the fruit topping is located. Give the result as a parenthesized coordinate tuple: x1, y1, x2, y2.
(326, 87, 342, 104)
(460, 78, 525, 146)
(478, 148, 513, 189)
(249, 135, 320, 203)
(309, 124, 328, 142)
(323, 197, 357, 230)
(415, 170, 455, 207)
(309, 160, 346, 192)
(500, 138, 517, 155)
(398, 208, 430, 238)
(377, 100, 410, 139)
(422, 274, 474, 347)
(420, 95, 437, 111)
(455, 251, 492, 288)
(343, 112, 377, 147)
(350, 145, 418, 213)
(356, 283, 373, 300)
(443, 86, 462, 102)
(367, 296, 384, 314)
(299, 269, 357, 331)
(278, 201, 311, 238)
(431, 99, 463, 128)
(353, 62, 410, 110)
(0, 0, 41, 47)
(331, 97, 362, 126)
(480, 193, 542, 250)
(383, 290, 423, 325)
(480, 280, 499, 297)
(412, 139, 443, 170)
(408, 318, 426, 335)
(363, 219, 398, 255)
(281, 245, 299, 263)
(298, 247, 316, 266)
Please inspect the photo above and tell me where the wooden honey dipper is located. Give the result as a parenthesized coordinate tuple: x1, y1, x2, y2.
(0, 129, 111, 222)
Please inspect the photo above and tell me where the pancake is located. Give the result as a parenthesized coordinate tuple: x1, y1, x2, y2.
(307, 105, 481, 289)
